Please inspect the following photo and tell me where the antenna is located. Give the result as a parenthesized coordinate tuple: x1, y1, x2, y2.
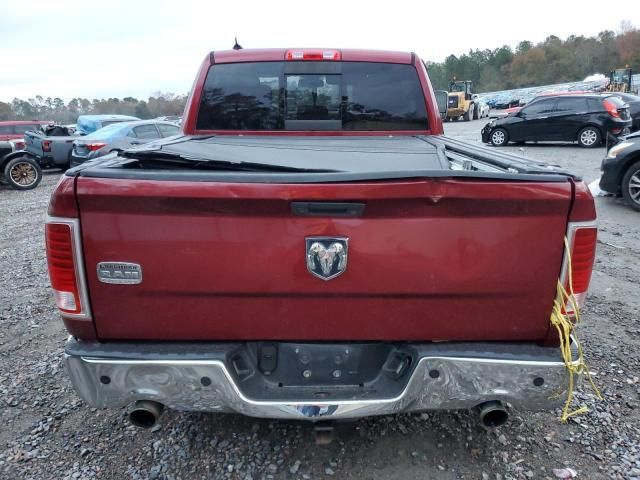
(233, 37, 242, 50)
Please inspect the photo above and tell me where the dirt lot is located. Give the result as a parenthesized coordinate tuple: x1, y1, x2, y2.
(1, 120, 639, 480)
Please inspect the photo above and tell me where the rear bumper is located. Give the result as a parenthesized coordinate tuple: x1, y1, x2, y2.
(605, 118, 632, 134)
(599, 156, 622, 194)
(64, 338, 576, 420)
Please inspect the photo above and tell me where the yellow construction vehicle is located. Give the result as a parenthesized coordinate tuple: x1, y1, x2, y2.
(446, 79, 476, 121)
(606, 67, 632, 93)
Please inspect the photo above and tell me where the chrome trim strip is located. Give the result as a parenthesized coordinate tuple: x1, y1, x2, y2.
(78, 355, 576, 406)
(46, 216, 92, 321)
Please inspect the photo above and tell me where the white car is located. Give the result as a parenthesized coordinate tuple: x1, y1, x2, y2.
(476, 101, 490, 119)
(472, 95, 491, 119)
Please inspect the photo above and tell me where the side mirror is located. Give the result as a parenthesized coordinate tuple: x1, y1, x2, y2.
(435, 90, 448, 119)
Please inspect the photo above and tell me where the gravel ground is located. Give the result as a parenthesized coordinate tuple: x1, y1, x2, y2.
(1, 121, 639, 480)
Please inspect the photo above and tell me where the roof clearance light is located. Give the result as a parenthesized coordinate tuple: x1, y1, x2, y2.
(285, 50, 341, 61)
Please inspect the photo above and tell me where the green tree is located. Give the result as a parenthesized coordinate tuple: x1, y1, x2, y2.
(134, 101, 151, 119)
(0, 101, 12, 120)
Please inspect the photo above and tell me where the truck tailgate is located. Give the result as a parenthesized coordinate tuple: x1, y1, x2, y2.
(77, 176, 572, 341)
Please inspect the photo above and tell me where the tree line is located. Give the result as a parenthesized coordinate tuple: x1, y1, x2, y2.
(1, 24, 639, 123)
(0, 92, 187, 123)
(426, 23, 640, 92)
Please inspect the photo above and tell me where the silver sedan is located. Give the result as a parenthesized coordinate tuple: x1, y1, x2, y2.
(71, 120, 180, 167)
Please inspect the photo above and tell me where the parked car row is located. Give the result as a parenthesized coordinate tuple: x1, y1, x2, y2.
(0, 115, 183, 190)
(476, 91, 639, 211)
(15, 114, 142, 174)
(480, 78, 609, 110)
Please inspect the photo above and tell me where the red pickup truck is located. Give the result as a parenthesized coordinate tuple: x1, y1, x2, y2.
(48, 48, 597, 431)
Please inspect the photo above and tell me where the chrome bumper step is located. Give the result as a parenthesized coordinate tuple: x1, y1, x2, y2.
(64, 339, 576, 420)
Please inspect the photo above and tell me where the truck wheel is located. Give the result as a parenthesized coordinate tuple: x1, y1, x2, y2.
(4, 157, 42, 190)
(473, 104, 479, 120)
(490, 128, 509, 146)
(464, 104, 474, 121)
(621, 161, 640, 211)
(577, 126, 601, 148)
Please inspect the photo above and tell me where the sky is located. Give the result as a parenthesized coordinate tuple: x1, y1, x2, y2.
(1, 0, 639, 102)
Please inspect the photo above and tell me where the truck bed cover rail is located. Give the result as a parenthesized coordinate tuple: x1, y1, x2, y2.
(70, 135, 576, 184)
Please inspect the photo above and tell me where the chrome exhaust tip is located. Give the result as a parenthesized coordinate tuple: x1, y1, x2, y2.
(129, 400, 164, 429)
(477, 401, 509, 428)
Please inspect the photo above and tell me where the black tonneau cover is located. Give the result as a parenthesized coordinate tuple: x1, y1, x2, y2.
(71, 135, 577, 183)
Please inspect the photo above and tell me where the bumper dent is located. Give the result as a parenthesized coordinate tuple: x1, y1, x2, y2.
(64, 340, 576, 420)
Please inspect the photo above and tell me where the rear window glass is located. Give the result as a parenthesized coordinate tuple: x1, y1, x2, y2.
(158, 124, 180, 137)
(604, 96, 627, 108)
(85, 123, 124, 139)
(196, 61, 428, 131)
(133, 124, 160, 139)
(588, 98, 604, 111)
(523, 99, 555, 114)
(555, 97, 588, 112)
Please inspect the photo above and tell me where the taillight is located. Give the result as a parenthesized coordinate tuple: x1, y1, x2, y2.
(42, 140, 52, 152)
(12, 140, 25, 150)
(285, 49, 341, 61)
(86, 143, 107, 152)
(45, 219, 90, 318)
(561, 223, 597, 312)
(603, 99, 620, 118)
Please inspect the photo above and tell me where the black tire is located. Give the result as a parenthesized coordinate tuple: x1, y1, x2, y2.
(490, 128, 509, 146)
(621, 161, 640, 211)
(4, 157, 42, 190)
(577, 126, 601, 148)
(473, 103, 479, 120)
(464, 104, 474, 121)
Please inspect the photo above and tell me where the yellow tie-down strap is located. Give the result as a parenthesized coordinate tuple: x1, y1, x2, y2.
(549, 237, 602, 422)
